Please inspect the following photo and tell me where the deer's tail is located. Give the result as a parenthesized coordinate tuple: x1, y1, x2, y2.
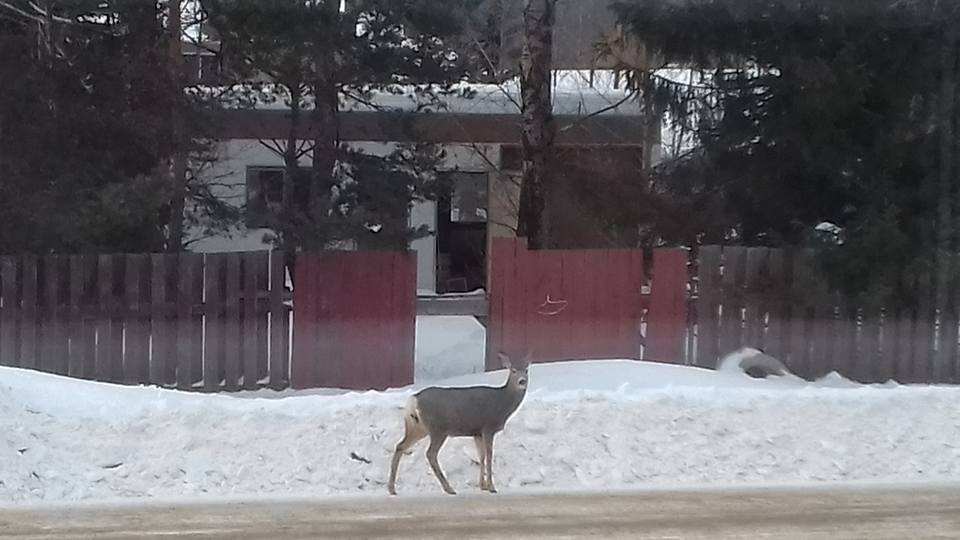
(405, 395, 421, 425)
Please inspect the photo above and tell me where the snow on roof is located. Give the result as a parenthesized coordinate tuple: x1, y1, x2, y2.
(194, 70, 643, 117)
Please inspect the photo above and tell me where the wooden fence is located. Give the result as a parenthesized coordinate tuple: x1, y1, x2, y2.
(6, 245, 960, 391)
(693, 245, 960, 383)
(486, 238, 689, 368)
(0, 251, 289, 391)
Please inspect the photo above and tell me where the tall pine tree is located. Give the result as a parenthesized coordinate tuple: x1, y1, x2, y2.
(612, 0, 959, 300)
(204, 0, 478, 257)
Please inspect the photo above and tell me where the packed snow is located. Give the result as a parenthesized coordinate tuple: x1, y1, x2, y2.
(2, 318, 960, 504)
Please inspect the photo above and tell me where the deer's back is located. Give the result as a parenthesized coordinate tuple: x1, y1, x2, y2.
(414, 386, 524, 437)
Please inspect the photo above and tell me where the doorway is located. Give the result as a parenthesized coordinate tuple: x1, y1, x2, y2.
(436, 171, 488, 293)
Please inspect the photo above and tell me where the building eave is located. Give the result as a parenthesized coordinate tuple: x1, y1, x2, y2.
(206, 109, 648, 145)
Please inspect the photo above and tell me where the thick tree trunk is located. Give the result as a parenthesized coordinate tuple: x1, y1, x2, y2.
(949, 26, 960, 256)
(938, 29, 956, 254)
(166, 0, 187, 252)
(308, 2, 340, 252)
(281, 83, 303, 261)
(937, 26, 958, 380)
(516, 0, 556, 250)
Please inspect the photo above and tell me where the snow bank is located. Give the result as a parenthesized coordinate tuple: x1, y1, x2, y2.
(3, 357, 960, 504)
(414, 316, 485, 383)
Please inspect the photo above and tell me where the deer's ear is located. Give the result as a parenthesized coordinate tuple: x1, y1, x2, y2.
(521, 351, 534, 366)
(498, 351, 512, 368)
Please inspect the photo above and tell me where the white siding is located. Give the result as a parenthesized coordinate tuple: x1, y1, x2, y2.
(189, 139, 501, 293)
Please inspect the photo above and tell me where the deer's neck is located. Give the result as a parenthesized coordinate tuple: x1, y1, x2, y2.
(497, 381, 526, 414)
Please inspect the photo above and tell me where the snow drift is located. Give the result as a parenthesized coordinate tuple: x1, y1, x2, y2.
(2, 355, 960, 504)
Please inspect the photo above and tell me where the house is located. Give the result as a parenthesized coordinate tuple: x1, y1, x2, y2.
(189, 71, 658, 294)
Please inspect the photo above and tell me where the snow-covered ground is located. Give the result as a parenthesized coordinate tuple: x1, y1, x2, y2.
(2, 317, 960, 505)
(414, 315, 486, 382)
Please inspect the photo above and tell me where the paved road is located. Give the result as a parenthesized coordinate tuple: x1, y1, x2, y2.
(2, 485, 960, 539)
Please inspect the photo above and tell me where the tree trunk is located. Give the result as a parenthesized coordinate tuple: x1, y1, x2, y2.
(308, 0, 340, 252)
(938, 29, 956, 256)
(281, 82, 303, 261)
(938, 26, 958, 380)
(516, 0, 556, 250)
(950, 25, 960, 256)
(166, 0, 187, 252)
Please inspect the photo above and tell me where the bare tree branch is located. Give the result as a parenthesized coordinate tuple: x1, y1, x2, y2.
(258, 138, 285, 157)
(342, 88, 386, 111)
(26, 0, 72, 23)
(0, 0, 44, 24)
(557, 90, 638, 133)
(296, 140, 315, 159)
(474, 37, 522, 112)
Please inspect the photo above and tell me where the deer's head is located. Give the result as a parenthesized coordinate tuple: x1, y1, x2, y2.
(498, 351, 531, 391)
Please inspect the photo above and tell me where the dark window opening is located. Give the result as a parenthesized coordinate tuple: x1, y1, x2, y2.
(437, 171, 488, 293)
(246, 166, 310, 228)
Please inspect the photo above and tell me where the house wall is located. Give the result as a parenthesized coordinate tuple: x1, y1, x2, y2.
(188, 139, 500, 293)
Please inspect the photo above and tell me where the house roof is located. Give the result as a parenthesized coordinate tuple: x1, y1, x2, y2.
(617, 0, 958, 28)
(195, 70, 643, 117)
(209, 109, 648, 145)
(199, 70, 652, 145)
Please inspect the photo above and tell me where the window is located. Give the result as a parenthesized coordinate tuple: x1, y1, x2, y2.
(245, 166, 286, 228)
(447, 171, 488, 224)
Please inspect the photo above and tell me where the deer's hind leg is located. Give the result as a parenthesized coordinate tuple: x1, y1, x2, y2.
(387, 408, 428, 495)
(426, 433, 455, 495)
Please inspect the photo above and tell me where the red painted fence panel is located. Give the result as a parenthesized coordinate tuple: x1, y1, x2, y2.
(487, 238, 689, 369)
(291, 251, 416, 390)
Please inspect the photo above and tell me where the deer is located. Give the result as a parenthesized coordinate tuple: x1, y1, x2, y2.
(387, 351, 531, 496)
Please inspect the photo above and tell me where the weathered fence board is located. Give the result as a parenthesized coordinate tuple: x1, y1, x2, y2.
(20, 255, 37, 371)
(203, 253, 225, 392)
(176, 254, 198, 389)
(241, 252, 263, 390)
(765, 248, 787, 360)
(717, 246, 746, 362)
(67, 255, 83, 378)
(223, 253, 242, 391)
(0, 251, 291, 391)
(949, 253, 960, 382)
(0, 257, 16, 369)
(41, 256, 66, 375)
(125, 254, 149, 385)
(694, 245, 960, 383)
(149, 254, 170, 386)
(695, 246, 722, 367)
(269, 252, 288, 389)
